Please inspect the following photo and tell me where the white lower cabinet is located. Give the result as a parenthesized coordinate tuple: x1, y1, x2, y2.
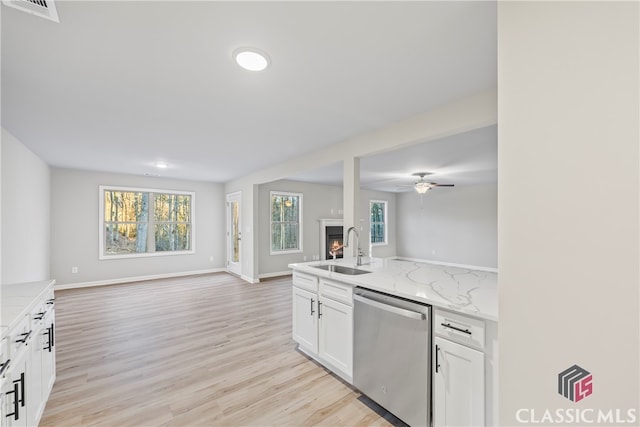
(434, 337, 485, 427)
(1, 281, 56, 427)
(291, 272, 353, 382)
(433, 308, 486, 427)
(292, 286, 318, 354)
(2, 347, 28, 427)
(318, 296, 353, 377)
(41, 308, 56, 403)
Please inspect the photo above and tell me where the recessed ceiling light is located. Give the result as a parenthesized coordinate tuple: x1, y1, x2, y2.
(154, 162, 168, 169)
(233, 47, 270, 71)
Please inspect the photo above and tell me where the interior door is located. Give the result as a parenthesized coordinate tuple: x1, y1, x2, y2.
(226, 192, 241, 276)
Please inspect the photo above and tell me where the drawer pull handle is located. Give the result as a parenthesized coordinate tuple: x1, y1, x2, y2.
(318, 301, 322, 318)
(435, 345, 440, 373)
(441, 323, 472, 335)
(46, 299, 55, 305)
(15, 331, 32, 344)
(43, 327, 53, 352)
(310, 298, 315, 316)
(5, 381, 19, 420)
(33, 312, 45, 320)
(0, 359, 11, 376)
(17, 372, 25, 407)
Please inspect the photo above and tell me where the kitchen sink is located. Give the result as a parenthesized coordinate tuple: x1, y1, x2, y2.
(312, 264, 371, 275)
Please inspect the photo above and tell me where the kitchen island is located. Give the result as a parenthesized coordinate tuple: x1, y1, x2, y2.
(288, 257, 498, 426)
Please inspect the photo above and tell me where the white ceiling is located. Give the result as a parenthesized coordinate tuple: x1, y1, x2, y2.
(1, 1, 497, 184)
(290, 124, 497, 192)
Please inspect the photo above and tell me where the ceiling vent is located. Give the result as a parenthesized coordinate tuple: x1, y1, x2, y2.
(2, 0, 59, 23)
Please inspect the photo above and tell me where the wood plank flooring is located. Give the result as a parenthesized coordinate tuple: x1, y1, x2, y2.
(40, 273, 399, 427)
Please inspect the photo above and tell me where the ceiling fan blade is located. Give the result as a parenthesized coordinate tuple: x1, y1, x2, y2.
(432, 184, 455, 187)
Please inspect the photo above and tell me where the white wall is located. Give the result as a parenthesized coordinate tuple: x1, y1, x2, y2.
(397, 183, 497, 268)
(50, 168, 226, 286)
(259, 180, 396, 277)
(258, 180, 343, 276)
(257, 180, 398, 276)
(498, 2, 639, 423)
(1, 129, 51, 284)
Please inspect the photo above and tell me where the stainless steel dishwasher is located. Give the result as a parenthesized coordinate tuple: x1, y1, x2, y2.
(353, 287, 432, 427)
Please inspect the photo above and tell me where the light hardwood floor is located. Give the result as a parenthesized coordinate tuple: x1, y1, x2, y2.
(40, 273, 401, 427)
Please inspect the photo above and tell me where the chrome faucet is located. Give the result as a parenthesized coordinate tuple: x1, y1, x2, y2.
(344, 226, 364, 266)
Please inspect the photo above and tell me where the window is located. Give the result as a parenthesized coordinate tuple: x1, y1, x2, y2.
(270, 191, 302, 254)
(370, 200, 387, 245)
(99, 186, 194, 259)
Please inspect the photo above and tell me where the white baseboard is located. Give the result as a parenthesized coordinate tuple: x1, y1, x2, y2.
(258, 270, 293, 280)
(240, 274, 261, 284)
(54, 268, 226, 290)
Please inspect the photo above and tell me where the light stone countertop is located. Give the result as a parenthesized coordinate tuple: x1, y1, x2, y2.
(289, 257, 498, 322)
(1, 280, 56, 336)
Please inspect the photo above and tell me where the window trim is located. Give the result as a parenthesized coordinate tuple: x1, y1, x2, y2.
(370, 199, 388, 246)
(99, 185, 196, 260)
(269, 191, 303, 255)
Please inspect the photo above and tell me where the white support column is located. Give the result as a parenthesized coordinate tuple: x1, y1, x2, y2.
(343, 157, 360, 258)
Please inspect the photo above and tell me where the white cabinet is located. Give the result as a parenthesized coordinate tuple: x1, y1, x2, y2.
(291, 271, 353, 382)
(434, 336, 484, 427)
(433, 308, 486, 427)
(41, 304, 56, 397)
(2, 336, 29, 427)
(318, 296, 353, 377)
(1, 281, 56, 427)
(292, 286, 318, 354)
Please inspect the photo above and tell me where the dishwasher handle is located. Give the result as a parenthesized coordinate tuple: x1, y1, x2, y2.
(354, 294, 426, 320)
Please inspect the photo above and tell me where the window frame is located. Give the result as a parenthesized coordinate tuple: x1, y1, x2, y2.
(370, 199, 388, 246)
(269, 191, 303, 255)
(99, 185, 196, 260)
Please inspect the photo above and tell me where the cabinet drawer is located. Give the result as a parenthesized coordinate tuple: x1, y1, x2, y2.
(293, 271, 318, 293)
(434, 309, 485, 350)
(31, 299, 47, 325)
(319, 279, 353, 306)
(9, 314, 32, 356)
(42, 289, 55, 315)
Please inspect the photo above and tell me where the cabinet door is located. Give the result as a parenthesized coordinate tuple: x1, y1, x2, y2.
(434, 337, 484, 427)
(292, 287, 318, 354)
(26, 334, 43, 426)
(41, 312, 56, 397)
(1, 357, 28, 427)
(318, 297, 353, 378)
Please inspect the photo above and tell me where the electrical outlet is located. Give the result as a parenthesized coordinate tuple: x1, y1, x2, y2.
(303, 256, 307, 261)
(71, 266, 78, 274)
(209, 256, 214, 262)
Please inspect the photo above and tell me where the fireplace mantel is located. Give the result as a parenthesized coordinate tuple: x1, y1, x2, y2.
(318, 218, 343, 260)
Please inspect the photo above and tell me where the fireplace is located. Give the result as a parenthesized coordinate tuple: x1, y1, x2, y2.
(318, 219, 344, 260)
(325, 226, 344, 259)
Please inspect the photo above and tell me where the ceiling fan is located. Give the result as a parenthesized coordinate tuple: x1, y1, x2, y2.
(400, 172, 455, 194)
